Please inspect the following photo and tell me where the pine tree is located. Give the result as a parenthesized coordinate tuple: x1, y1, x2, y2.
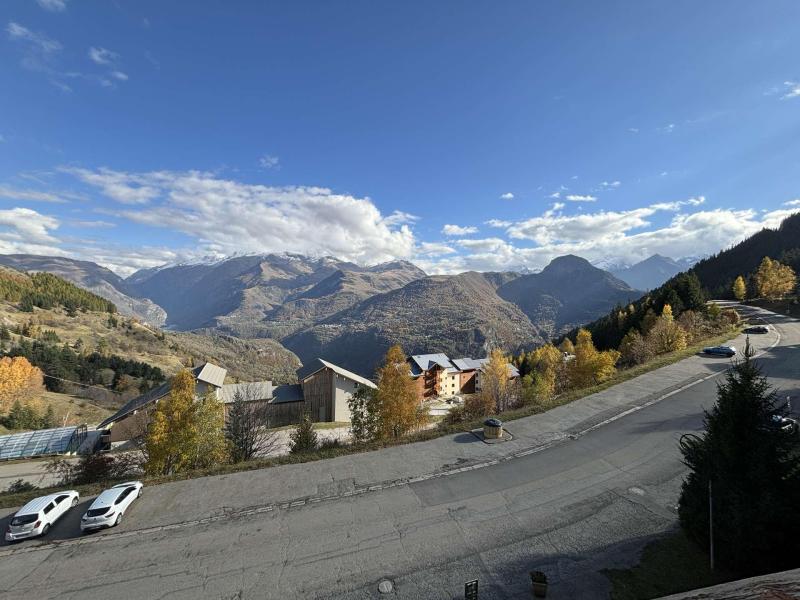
(678, 343, 800, 574)
(375, 344, 425, 438)
(289, 412, 318, 454)
(732, 275, 747, 301)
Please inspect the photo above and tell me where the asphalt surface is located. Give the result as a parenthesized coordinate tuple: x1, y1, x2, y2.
(0, 304, 797, 600)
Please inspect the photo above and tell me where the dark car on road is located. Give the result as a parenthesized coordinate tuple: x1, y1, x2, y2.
(702, 345, 737, 357)
(743, 325, 769, 334)
(768, 414, 798, 435)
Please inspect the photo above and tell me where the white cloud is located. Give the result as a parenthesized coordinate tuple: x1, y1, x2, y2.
(565, 194, 597, 202)
(422, 198, 800, 274)
(486, 219, 512, 228)
(66, 168, 417, 266)
(418, 242, 455, 256)
(499, 192, 514, 200)
(784, 199, 800, 207)
(780, 81, 800, 100)
(0, 185, 68, 203)
(628, 127, 639, 133)
(442, 224, 478, 236)
(600, 181, 621, 189)
(659, 123, 676, 133)
(7, 22, 62, 54)
(37, 0, 67, 11)
(68, 219, 116, 229)
(548, 192, 561, 199)
(111, 71, 128, 81)
(382, 210, 418, 226)
(88, 47, 118, 66)
(0, 207, 62, 255)
(259, 154, 280, 169)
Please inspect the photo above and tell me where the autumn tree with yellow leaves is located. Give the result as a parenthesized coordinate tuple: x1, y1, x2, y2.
(375, 344, 426, 439)
(526, 343, 564, 401)
(753, 257, 796, 299)
(0, 356, 44, 413)
(144, 370, 228, 476)
(732, 275, 747, 301)
(479, 348, 517, 412)
(567, 329, 620, 389)
(646, 304, 688, 355)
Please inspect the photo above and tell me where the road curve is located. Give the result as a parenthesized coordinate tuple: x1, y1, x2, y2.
(0, 304, 797, 600)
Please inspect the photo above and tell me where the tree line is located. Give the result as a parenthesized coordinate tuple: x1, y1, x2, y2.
(731, 256, 797, 301)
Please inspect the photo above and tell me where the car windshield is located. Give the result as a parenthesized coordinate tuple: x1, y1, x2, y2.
(10, 514, 38, 526)
(86, 507, 110, 517)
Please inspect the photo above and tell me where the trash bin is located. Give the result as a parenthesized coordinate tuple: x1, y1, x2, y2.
(483, 418, 503, 439)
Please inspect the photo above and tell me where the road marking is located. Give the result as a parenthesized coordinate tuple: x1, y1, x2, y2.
(1, 306, 784, 558)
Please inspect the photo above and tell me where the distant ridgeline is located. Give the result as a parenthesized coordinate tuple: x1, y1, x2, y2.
(570, 212, 800, 351)
(0, 267, 116, 314)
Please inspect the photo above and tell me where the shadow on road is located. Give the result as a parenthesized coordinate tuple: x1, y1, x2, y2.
(452, 432, 481, 444)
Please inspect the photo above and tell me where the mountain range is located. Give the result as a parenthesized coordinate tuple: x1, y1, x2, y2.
(0, 252, 645, 375)
(610, 254, 697, 291)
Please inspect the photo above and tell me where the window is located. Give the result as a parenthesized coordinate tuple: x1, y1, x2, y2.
(115, 488, 133, 504)
(43, 502, 55, 515)
(54, 494, 69, 504)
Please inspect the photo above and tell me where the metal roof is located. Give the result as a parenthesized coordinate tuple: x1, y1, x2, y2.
(193, 362, 227, 388)
(300, 358, 377, 389)
(408, 353, 456, 376)
(218, 381, 274, 403)
(0, 426, 79, 461)
(271, 383, 304, 403)
(98, 362, 228, 429)
(451, 357, 484, 371)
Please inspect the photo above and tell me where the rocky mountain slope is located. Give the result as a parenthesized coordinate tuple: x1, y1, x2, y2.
(126, 254, 426, 337)
(0, 254, 166, 326)
(496, 255, 643, 338)
(611, 254, 693, 290)
(283, 271, 544, 376)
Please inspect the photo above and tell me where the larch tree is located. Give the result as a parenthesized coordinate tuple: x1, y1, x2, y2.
(646, 304, 688, 355)
(527, 343, 563, 401)
(618, 329, 651, 367)
(0, 356, 44, 414)
(480, 348, 513, 412)
(144, 369, 228, 475)
(558, 338, 575, 355)
(568, 329, 620, 389)
(732, 275, 747, 301)
(754, 257, 797, 299)
(375, 344, 424, 439)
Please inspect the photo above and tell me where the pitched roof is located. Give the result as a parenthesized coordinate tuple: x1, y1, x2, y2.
(99, 362, 227, 429)
(474, 358, 520, 378)
(218, 381, 274, 403)
(451, 357, 483, 371)
(408, 353, 456, 376)
(271, 383, 304, 403)
(97, 380, 171, 429)
(299, 358, 376, 389)
(193, 362, 227, 387)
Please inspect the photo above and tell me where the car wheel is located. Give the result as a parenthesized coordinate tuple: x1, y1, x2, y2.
(115, 513, 122, 526)
(137, 489, 142, 498)
(71, 497, 78, 507)
(42, 523, 50, 536)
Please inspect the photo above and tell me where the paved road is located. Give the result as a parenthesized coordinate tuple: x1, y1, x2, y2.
(0, 304, 797, 600)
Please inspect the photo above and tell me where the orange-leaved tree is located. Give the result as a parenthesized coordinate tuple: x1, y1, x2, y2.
(0, 356, 44, 413)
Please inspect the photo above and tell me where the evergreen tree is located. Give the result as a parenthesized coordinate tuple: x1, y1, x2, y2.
(348, 386, 381, 445)
(678, 343, 800, 574)
(289, 412, 318, 454)
(225, 386, 275, 461)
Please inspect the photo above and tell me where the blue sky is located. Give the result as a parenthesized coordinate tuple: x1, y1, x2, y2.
(1, 0, 799, 275)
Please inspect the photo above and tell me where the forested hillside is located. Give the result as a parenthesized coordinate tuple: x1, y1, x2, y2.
(692, 212, 800, 298)
(0, 267, 116, 314)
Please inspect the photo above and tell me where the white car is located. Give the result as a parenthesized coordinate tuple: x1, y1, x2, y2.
(5, 490, 80, 542)
(80, 481, 143, 532)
